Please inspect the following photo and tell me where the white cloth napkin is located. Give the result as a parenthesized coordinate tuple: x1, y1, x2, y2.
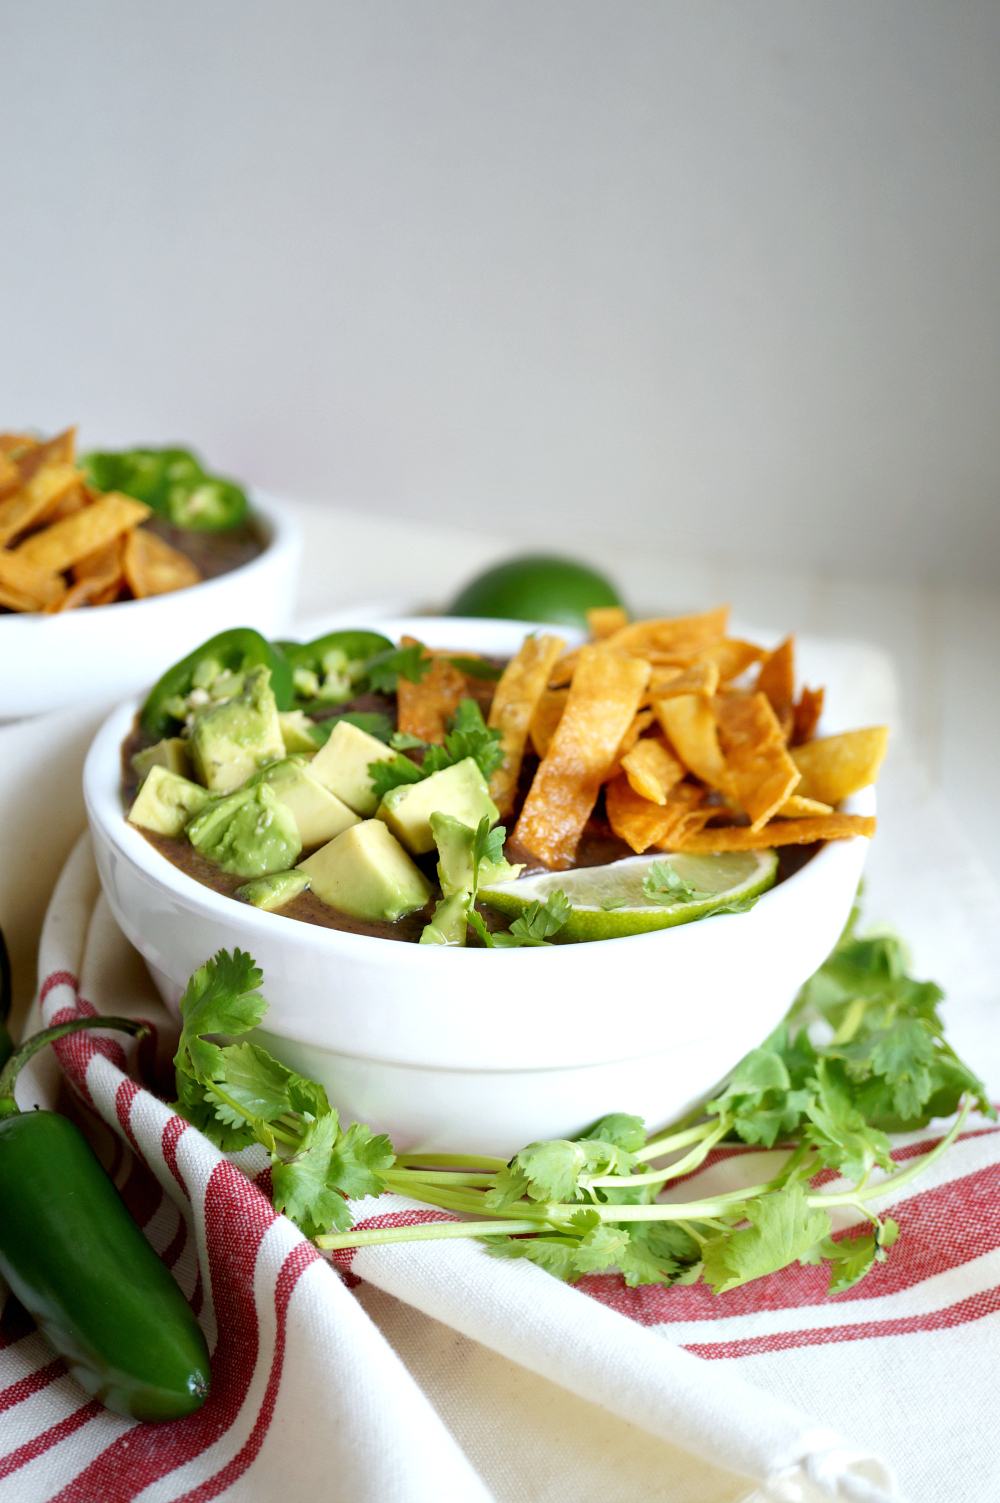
(0, 834, 910, 1503)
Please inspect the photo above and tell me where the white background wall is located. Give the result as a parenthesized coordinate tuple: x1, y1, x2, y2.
(2, 1, 998, 588)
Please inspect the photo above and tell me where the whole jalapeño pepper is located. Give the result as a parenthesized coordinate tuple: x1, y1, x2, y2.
(140, 626, 293, 738)
(0, 1018, 211, 1421)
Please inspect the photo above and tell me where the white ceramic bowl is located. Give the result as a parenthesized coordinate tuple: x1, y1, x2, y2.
(84, 616, 874, 1157)
(1, 493, 300, 721)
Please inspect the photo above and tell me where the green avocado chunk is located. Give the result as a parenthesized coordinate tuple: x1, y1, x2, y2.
(186, 783, 302, 878)
(297, 820, 432, 922)
(235, 870, 310, 911)
(376, 758, 498, 856)
(278, 711, 318, 754)
(246, 757, 360, 847)
(419, 892, 470, 946)
(128, 765, 212, 837)
(188, 664, 285, 794)
(131, 737, 191, 782)
(308, 719, 396, 816)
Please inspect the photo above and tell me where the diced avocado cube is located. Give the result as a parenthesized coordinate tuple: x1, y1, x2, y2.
(187, 783, 302, 878)
(236, 870, 310, 911)
(297, 820, 432, 922)
(377, 758, 498, 856)
(429, 811, 524, 897)
(131, 737, 191, 782)
(278, 710, 318, 754)
(188, 664, 285, 794)
(247, 757, 360, 847)
(128, 765, 212, 837)
(308, 719, 396, 816)
(419, 892, 469, 946)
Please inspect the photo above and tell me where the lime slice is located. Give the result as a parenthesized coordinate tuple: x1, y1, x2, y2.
(447, 554, 623, 631)
(479, 849, 778, 943)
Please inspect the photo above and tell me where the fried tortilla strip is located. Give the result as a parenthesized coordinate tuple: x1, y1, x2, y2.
(396, 636, 468, 744)
(0, 453, 19, 501)
(0, 464, 83, 547)
(0, 433, 40, 456)
(0, 548, 66, 609)
(671, 813, 876, 852)
(13, 428, 76, 487)
(697, 638, 766, 684)
(514, 646, 651, 867)
(45, 536, 128, 611)
(123, 528, 201, 599)
(604, 605, 728, 661)
(792, 685, 824, 746)
(487, 633, 566, 817)
(587, 606, 629, 639)
(790, 727, 889, 805)
(775, 794, 833, 819)
(620, 736, 685, 805)
(0, 582, 42, 611)
(645, 661, 719, 701)
(714, 691, 801, 830)
(548, 649, 580, 688)
(756, 637, 795, 739)
(13, 492, 151, 574)
(653, 693, 730, 792)
(606, 774, 704, 854)
(603, 708, 656, 783)
(529, 687, 569, 759)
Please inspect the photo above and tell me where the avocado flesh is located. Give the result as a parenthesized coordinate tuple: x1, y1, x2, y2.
(189, 664, 285, 794)
(297, 820, 432, 922)
(246, 757, 359, 847)
(308, 720, 396, 816)
(128, 765, 212, 837)
(419, 892, 470, 945)
(377, 758, 498, 856)
(236, 870, 310, 911)
(278, 711, 318, 754)
(131, 737, 191, 782)
(186, 783, 302, 878)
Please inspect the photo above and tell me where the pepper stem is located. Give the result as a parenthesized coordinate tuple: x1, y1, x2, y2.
(0, 1016, 150, 1117)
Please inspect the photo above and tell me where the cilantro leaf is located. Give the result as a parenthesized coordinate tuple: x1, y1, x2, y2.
(422, 699, 504, 781)
(205, 1041, 332, 1126)
(271, 1113, 352, 1236)
(492, 890, 571, 948)
(367, 752, 425, 803)
(642, 859, 711, 906)
(362, 642, 433, 694)
(173, 1069, 259, 1152)
(580, 1113, 647, 1153)
(447, 656, 503, 681)
(701, 1183, 832, 1294)
(326, 1120, 396, 1201)
(175, 949, 266, 1084)
(390, 730, 428, 751)
(482, 1234, 585, 1282)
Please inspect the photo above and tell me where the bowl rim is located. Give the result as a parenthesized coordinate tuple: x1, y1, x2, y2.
(83, 615, 876, 969)
(0, 489, 298, 631)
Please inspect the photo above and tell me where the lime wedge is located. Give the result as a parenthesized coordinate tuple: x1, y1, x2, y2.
(479, 849, 778, 942)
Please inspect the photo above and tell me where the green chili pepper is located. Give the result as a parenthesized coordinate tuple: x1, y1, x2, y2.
(0, 923, 11, 1070)
(280, 630, 394, 680)
(280, 630, 395, 707)
(140, 627, 293, 738)
(0, 1017, 211, 1421)
(81, 446, 249, 532)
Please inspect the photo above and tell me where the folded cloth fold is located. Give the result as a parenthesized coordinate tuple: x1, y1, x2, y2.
(2, 835, 904, 1502)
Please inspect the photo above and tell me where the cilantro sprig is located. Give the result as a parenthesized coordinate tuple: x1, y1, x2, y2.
(172, 950, 394, 1233)
(368, 698, 504, 801)
(641, 858, 759, 917)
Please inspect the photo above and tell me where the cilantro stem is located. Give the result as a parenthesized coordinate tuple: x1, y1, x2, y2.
(808, 1097, 973, 1210)
(384, 1169, 498, 1189)
(589, 1117, 731, 1188)
(204, 1081, 300, 1147)
(315, 1219, 543, 1250)
(393, 1152, 509, 1171)
(632, 1119, 720, 1163)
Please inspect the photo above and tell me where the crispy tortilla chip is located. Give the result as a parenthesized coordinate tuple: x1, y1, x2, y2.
(714, 691, 801, 829)
(0, 453, 19, 501)
(0, 463, 84, 547)
(603, 709, 656, 782)
(13, 492, 150, 574)
(0, 433, 40, 456)
(645, 661, 719, 701)
(13, 428, 76, 486)
(514, 646, 651, 866)
(0, 548, 66, 609)
(620, 736, 685, 805)
(606, 775, 704, 854)
(756, 637, 795, 739)
(775, 794, 833, 819)
(792, 685, 824, 746)
(670, 813, 876, 851)
(653, 693, 730, 791)
(0, 582, 42, 612)
(697, 638, 766, 683)
(123, 527, 201, 599)
(487, 633, 566, 818)
(790, 727, 889, 805)
(529, 687, 569, 760)
(548, 649, 580, 688)
(604, 606, 728, 661)
(587, 605, 629, 640)
(396, 636, 468, 744)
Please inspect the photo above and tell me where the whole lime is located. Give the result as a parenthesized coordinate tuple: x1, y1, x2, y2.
(447, 555, 624, 630)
